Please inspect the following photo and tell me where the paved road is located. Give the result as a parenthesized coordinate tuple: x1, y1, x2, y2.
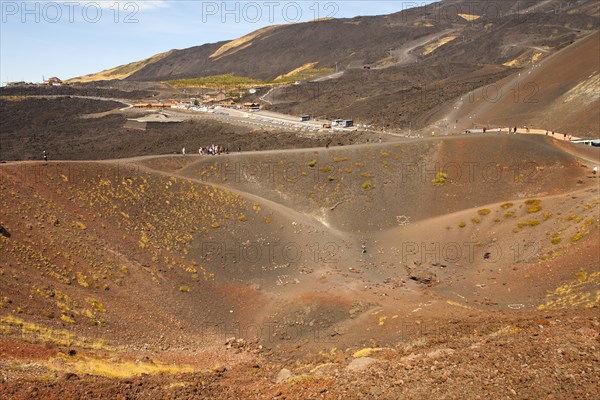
(165, 107, 362, 134)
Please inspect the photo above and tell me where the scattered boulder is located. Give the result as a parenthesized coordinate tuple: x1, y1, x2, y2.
(214, 366, 227, 374)
(426, 348, 455, 359)
(409, 270, 435, 285)
(225, 336, 262, 353)
(225, 337, 246, 349)
(405, 264, 438, 286)
(346, 357, 377, 372)
(0, 225, 10, 238)
(276, 368, 293, 383)
(399, 353, 421, 366)
(349, 301, 371, 319)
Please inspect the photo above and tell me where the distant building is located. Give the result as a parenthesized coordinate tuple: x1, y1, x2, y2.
(333, 119, 353, 128)
(217, 99, 237, 108)
(45, 77, 63, 86)
(243, 102, 260, 112)
(204, 90, 227, 102)
(299, 115, 311, 122)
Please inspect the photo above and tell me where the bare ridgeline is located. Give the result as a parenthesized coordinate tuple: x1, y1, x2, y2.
(0, 1, 599, 398)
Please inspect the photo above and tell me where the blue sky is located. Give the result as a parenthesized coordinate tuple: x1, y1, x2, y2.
(1, 1, 434, 83)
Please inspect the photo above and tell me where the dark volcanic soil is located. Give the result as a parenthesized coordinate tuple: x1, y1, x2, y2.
(0, 97, 372, 161)
(0, 85, 153, 100)
(125, 0, 598, 82)
(0, 135, 598, 399)
(0, 2, 598, 397)
(266, 63, 514, 130)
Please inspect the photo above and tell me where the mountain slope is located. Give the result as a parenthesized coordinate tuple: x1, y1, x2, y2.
(124, 18, 446, 81)
(432, 30, 600, 137)
(64, 0, 599, 135)
(119, 0, 598, 82)
(263, 1, 598, 133)
(67, 50, 175, 83)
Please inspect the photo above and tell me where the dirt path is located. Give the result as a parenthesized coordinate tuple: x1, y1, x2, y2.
(514, 0, 556, 14)
(127, 157, 353, 240)
(259, 87, 275, 104)
(478, 127, 600, 166)
(390, 29, 459, 66)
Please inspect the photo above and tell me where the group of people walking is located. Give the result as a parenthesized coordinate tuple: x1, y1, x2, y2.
(544, 130, 573, 140)
(198, 145, 228, 155)
(181, 145, 232, 156)
(180, 145, 243, 156)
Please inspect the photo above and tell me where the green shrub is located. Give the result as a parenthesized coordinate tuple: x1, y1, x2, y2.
(517, 220, 540, 228)
(525, 199, 542, 213)
(571, 231, 587, 242)
(432, 171, 447, 186)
